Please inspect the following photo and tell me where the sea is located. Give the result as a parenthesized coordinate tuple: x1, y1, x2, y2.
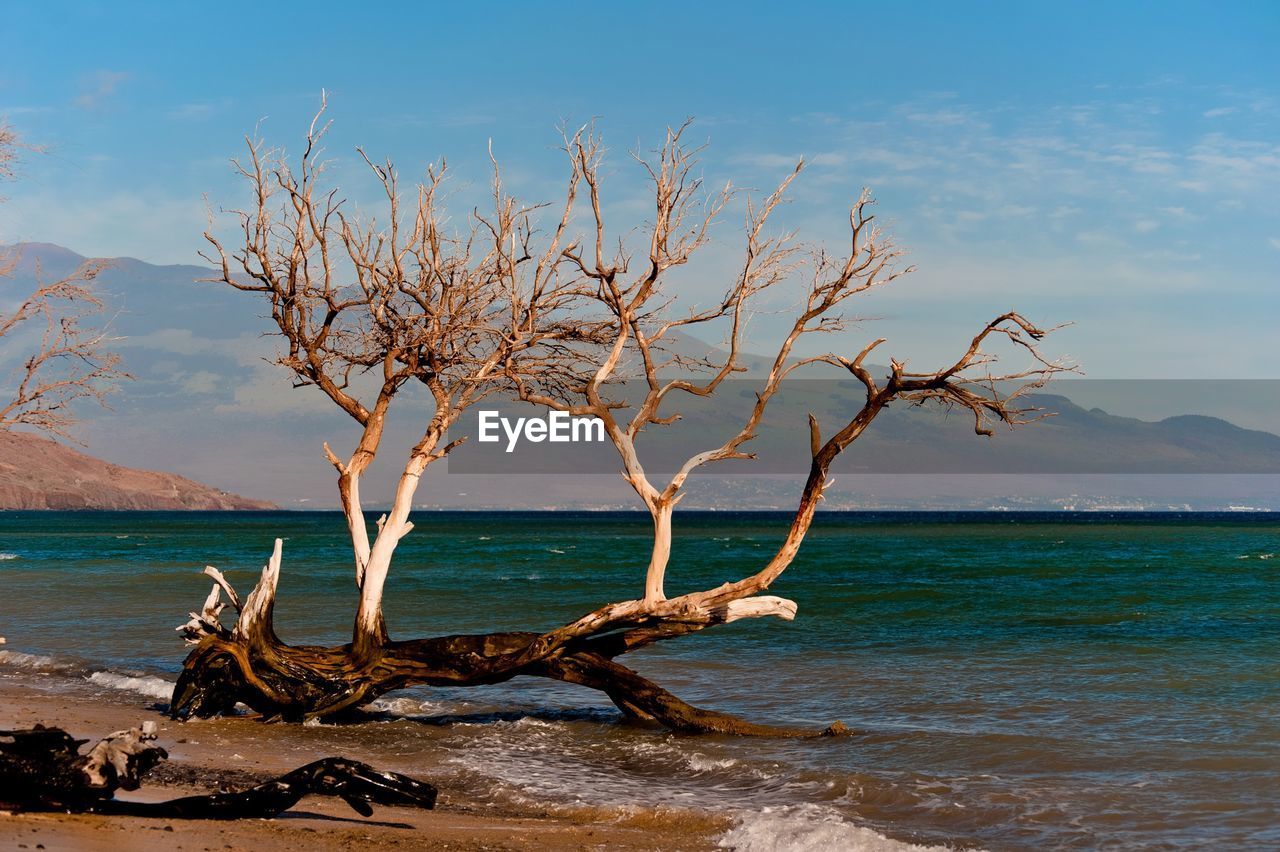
(1, 510, 1277, 850)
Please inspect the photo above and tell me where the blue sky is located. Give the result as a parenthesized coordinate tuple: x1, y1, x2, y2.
(2, 1, 1277, 379)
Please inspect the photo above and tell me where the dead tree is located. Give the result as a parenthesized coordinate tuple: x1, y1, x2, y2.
(0, 125, 128, 441)
(175, 107, 1071, 734)
(0, 722, 437, 817)
(0, 124, 16, 181)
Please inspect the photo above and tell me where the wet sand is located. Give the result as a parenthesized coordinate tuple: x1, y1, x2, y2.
(0, 679, 721, 851)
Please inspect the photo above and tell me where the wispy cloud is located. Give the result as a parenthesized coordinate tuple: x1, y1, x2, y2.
(75, 70, 129, 110)
(1188, 134, 1280, 183)
(0, 105, 55, 116)
(167, 102, 220, 120)
(733, 151, 845, 169)
(904, 107, 987, 128)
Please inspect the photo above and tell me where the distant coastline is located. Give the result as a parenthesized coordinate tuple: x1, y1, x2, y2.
(0, 430, 274, 510)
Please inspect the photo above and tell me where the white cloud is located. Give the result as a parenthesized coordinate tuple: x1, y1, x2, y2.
(168, 102, 218, 120)
(851, 147, 940, 172)
(1187, 134, 1280, 182)
(807, 153, 847, 167)
(733, 152, 845, 169)
(1077, 230, 1126, 247)
(123, 328, 269, 368)
(75, 70, 129, 110)
(905, 109, 971, 126)
(0, 105, 55, 116)
(181, 370, 222, 394)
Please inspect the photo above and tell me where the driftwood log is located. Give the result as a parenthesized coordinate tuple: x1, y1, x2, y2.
(0, 722, 437, 818)
(174, 110, 1072, 732)
(175, 544, 849, 736)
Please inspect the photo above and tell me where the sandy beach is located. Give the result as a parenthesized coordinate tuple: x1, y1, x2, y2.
(0, 677, 722, 851)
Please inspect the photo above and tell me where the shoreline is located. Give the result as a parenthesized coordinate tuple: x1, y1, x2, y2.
(0, 676, 723, 851)
(6, 511, 1276, 849)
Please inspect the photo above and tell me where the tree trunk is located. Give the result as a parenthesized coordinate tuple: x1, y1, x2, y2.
(643, 501, 674, 605)
(173, 540, 846, 737)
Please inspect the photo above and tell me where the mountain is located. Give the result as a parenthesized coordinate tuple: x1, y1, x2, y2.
(456, 386, 1280, 476)
(0, 431, 275, 510)
(1, 242, 1277, 509)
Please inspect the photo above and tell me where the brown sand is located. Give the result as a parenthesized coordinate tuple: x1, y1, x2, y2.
(0, 679, 723, 851)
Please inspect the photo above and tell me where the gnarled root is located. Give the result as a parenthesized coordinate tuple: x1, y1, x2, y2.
(174, 540, 848, 737)
(175, 635, 847, 737)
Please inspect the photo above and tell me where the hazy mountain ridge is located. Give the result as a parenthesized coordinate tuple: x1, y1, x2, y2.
(0, 431, 275, 510)
(2, 242, 1277, 509)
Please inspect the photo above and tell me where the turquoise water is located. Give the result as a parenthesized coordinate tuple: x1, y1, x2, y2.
(1, 510, 1277, 849)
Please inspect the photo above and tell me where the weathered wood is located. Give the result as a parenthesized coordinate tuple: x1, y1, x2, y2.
(180, 114, 1071, 735)
(0, 723, 436, 818)
(171, 548, 833, 735)
(1, 724, 166, 811)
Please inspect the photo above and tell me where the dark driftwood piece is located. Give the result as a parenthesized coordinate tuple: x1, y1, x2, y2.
(176, 111, 1073, 733)
(0, 723, 437, 818)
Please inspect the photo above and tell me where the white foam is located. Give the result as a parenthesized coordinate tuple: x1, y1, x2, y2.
(0, 552, 18, 560)
(719, 805, 957, 852)
(87, 671, 174, 700)
(367, 695, 445, 717)
(686, 752, 740, 772)
(0, 649, 68, 670)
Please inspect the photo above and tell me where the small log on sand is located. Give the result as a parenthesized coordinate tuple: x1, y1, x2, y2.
(0, 722, 437, 818)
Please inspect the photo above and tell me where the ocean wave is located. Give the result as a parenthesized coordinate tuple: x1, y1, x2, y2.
(0, 552, 19, 560)
(719, 804, 956, 852)
(87, 671, 174, 700)
(444, 713, 798, 810)
(0, 649, 73, 672)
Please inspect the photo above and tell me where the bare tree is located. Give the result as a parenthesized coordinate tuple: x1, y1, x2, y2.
(174, 110, 1071, 733)
(0, 124, 17, 181)
(0, 125, 127, 441)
